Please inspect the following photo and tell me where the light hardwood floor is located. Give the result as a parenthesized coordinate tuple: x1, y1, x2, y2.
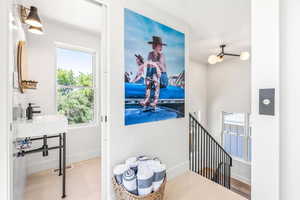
(25, 157, 101, 200)
(24, 158, 249, 200)
(231, 178, 251, 199)
(164, 172, 247, 200)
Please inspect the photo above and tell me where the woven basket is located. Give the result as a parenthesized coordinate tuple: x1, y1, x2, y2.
(112, 176, 166, 200)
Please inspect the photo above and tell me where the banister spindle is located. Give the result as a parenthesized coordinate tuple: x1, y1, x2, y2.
(189, 114, 232, 189)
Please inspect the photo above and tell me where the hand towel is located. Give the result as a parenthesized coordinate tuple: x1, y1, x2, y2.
(113, 164, 128, 184)
(137, 165, 154, 196)
(126, 157, 138, 174)
(122, 169, 138, 195)
(152, 164, 166, 191)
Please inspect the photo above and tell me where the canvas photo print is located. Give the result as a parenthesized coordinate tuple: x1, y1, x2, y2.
(124, 8, 185, 125)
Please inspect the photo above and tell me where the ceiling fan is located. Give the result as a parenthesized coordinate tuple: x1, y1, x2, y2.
(208, 44, 250, 65)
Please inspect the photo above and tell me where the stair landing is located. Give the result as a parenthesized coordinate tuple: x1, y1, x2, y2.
(164, 171, 247, 200)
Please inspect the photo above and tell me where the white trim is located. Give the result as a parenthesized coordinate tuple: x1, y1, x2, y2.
(96, 1, 110, 200)
(67, 122, 99, 130)
(232, 157, 251, 166)
(231, 172, 251, 185)
(54, 41, 97, 54)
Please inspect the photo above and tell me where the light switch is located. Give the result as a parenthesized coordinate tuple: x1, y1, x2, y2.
(259, 88, 275, 116)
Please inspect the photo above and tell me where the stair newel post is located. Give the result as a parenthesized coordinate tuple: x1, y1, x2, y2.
(189, 115, 191, 171)
(197, 122, 199, 174)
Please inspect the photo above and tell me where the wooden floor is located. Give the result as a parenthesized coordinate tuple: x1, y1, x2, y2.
(231, 178, 251, 199)
(165, 172, 247, 200)
(24, 158, 250, 200)
(25, 157, 101, 200)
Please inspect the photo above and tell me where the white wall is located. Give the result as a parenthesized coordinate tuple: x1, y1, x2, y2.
(20, 20, 101, 174)
(10, 3, 28, 199)
(106, 0, 190, 198)
(251, 0, 280, 199)
(280, 1, 300, 200)
(189, 61, 207, 126)
(0, 0, 12, 199)
(207, 59, 251, 139)
(206, 59, 251, 184)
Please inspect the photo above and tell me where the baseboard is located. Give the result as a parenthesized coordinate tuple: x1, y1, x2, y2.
(231, 173, 251, 185)
(27, 149, 101, 175)
(166, 161, 189, 180)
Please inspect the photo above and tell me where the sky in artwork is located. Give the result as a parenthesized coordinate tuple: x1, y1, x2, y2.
(124, 8, 185, 77)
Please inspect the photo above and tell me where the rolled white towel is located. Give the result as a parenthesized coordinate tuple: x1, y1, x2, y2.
(152, 164, 166, 191)
(122, 169, 138, 195)
(137, 165, 154, 196)
(138, 156, 157, 169)
(126, 157, 138, 174)
(146, 159, 161, 168)
(137, 155, 150, 161)
(153, 180, 164, 192)
(153, 157, 161, 163)
(113, 164, 128, 184)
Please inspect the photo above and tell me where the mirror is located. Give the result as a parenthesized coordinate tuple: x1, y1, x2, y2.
(16, 40, 38, 93)
(17, 40, 25, 93)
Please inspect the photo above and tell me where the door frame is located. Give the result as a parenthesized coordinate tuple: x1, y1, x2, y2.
(94, 1, 111, 199)
(0, 0, 111, 199)
(0, 0, 12, 200)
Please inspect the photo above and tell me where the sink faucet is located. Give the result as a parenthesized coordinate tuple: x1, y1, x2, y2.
(26, 103, 41, 120)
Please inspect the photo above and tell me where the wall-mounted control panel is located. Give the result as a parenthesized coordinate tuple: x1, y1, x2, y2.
(259, 88, 275, 116)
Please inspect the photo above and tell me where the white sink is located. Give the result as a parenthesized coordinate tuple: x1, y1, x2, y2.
(14, 115, 68, 138)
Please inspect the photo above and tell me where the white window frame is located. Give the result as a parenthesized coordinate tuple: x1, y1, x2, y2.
(221, 111, 251, 164)
(54, 42, 99, 128)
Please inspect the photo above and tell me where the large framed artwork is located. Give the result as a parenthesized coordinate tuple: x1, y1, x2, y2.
(124, 8, 185, 126)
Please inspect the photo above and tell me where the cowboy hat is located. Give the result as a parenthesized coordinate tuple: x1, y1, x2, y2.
(148, 36, 167, 46)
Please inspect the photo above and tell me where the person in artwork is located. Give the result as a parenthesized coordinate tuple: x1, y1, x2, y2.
(131, 36, 169, 108)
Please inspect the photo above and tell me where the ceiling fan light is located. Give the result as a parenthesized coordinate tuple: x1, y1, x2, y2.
(240, 51, 250, 61)
(208, 55, 218, 65)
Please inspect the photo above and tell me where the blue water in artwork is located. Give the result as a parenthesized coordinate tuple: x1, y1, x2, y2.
(125, 105, 183, 125)
(125, 83, 184, 99)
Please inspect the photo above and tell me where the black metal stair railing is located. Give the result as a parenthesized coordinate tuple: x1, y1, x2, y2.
(189, 113, 232, 189)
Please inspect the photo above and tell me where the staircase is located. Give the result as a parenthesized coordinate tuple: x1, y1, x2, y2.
(189, 113, 232, 189)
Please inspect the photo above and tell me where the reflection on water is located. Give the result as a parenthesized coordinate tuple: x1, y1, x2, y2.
(125, 105, 183, 125)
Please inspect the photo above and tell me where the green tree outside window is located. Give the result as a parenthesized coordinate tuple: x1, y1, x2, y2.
(57, 69, 94, 124)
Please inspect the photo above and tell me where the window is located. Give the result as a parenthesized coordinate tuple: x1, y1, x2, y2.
(222, 112, 252, 162)
(56, 45, 96, 125)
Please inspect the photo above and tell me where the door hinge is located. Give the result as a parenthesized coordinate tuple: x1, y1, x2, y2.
(10, 123, 13, 132)
(101, 115, 107, 123)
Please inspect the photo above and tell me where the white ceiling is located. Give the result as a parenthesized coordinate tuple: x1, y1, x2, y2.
(20, 0, 250, 64)
(144, 0, 251, 64)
